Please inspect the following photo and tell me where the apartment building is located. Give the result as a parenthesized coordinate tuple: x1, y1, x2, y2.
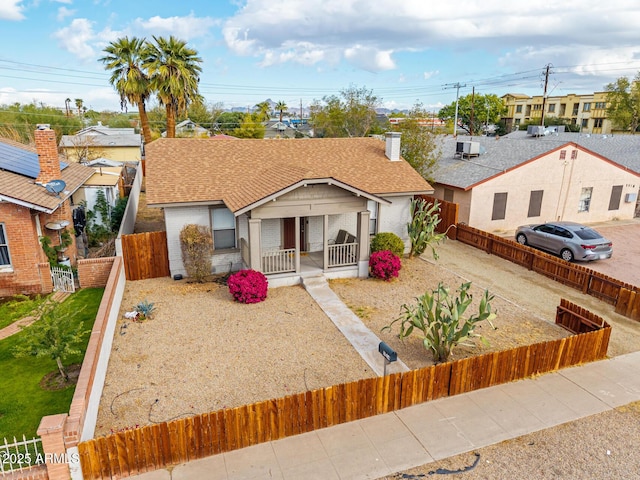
(502, 91, 611, 134)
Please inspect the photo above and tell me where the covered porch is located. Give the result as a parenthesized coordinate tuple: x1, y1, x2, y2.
(236, 179, 387, 280)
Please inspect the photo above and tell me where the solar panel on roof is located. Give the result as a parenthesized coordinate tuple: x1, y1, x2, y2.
(0, 142, 67, 178)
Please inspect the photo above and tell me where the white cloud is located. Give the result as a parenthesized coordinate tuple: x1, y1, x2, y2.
(56, 6, 75, 21)
(52, 18, 123, 62)
(423, 71, 439, 80)
(134, 13, 218, 40)
(222, 0, 640, 79)
(0, 0, 25, 20)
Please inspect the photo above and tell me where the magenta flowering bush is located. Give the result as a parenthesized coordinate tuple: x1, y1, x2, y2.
(227, 269, 268, 303)
(369, 250, 402, 281)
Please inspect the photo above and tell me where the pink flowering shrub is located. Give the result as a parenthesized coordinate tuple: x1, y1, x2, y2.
(369, 250, 401, 281)
(227, 269, 268, 303)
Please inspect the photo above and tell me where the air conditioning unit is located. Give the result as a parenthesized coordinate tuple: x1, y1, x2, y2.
(527, 125, 545, 136)
(625, 193, 637, 203)
(462, 141, 480, 155)
(456, 141, 465, 154)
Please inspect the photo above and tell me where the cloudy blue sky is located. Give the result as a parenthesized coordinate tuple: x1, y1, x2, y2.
(2, 0, 640, 113)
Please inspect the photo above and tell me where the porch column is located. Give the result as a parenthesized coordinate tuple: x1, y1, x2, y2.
(248, 218, 262, 271)
(323, 214, 329, 270)
(357, 210, 371, 278)
(294, 216, 301, 273)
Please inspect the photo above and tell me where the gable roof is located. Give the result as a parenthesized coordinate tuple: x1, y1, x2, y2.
(145, 137, 433, 212)
(0, 138, 94, 213)
(60, 133, 141, 148)
(432, 132, 640, 190)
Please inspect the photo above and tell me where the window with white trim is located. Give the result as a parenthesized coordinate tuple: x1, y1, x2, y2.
(367, 200, 378, 235)
(210, 208, 236, 249)
(0, 224, 11, 267)
(578, 187, 593, 212)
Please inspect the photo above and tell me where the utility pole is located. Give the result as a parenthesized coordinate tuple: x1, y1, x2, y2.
(540, 64, 551, 127)
(444, 82, 466, 137)
(470, 87, 475, 137)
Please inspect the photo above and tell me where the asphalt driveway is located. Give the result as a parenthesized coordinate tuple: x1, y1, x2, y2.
(585, 221, 640, 287)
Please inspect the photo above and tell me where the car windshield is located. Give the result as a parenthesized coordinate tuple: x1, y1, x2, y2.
(574, 228, 602, 240)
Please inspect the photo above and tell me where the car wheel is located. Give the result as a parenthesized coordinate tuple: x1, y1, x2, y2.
(560, 249, 574, 262)
(516, 233, 528, 245)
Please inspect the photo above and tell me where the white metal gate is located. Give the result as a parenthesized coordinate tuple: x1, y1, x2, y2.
(51, 265, 75, 293)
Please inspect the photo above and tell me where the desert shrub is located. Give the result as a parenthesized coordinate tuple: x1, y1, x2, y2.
(179, 224, 213, 282)
(383, 282, 496, 363)
(370, 232, 405, 257)
(408, 197, 447, 259)
(228, 269, 268, 304)
(369, 250, 401, 281)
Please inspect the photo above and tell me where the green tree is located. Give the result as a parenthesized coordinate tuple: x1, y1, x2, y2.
(13, 303, 88, 381)
(605, 73, 640, 134)
(187, 100, 224, 132)
(393, 101, 441, 180)
(143, 35, 203, 139)
(216, 111, 245, 134)
(383, 282, 496, 363)
(275, 100, 288, 122)
(99, 36, 153, 145)
(310, 85, 380, 137)
(438, 93, 505, 136)
(0, 102, 82, 143)
(233, 113, 265, 138)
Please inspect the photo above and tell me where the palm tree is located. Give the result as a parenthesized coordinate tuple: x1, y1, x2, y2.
(143, 36, 203, 138)
(254, 101, 271, 122)
(275, 100, 288, 123)
(64, 98, 71, 117)
(74, 98, 84, 117)
(99, 37, 153, 145)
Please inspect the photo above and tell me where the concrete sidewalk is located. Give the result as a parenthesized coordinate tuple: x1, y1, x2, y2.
(132, 351, 640, 480)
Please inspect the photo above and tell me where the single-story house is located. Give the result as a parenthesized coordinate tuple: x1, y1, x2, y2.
(162, 119, 210, 138)
(145, 133, 433, 285)
(60, 123, 142, 163)
(0, 127, 93, 296)
(430, 130, 640, 233)
(72, 165, 125, 228)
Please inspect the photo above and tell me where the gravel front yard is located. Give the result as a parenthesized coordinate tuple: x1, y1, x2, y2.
(95, 254, 570, 436)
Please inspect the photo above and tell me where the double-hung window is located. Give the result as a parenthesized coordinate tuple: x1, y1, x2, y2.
(367, 200, 378, 236)
(211, 208, 236, 250)
(0, 224, 11, 268)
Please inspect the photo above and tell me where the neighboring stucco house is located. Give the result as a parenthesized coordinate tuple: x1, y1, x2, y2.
(60, 124, 142, 163)
(430, 130, 640, 233)
(162, 119, 210, 138)
(0, 127, 93, 296)
(145, 133, 433, 285)
(72, 164, 124, 228)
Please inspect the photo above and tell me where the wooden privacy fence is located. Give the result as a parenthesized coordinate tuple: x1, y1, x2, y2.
(417, 195, 459, 240)
(120, 231, 170, 281)
(77, 299, 610, 479)
(455, 223, 640, 321)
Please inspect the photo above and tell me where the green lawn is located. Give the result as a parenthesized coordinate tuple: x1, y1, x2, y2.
(0, 294, 50, 330)
(0, 288, 104, 440)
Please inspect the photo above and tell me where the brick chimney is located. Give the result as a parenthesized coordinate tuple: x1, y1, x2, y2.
(385, 131, 401, 161)
(34, 124, 61, 185)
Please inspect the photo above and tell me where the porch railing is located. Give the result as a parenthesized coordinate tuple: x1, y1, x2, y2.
(262, 248, 295, 274)
(328, 242, 358, 267)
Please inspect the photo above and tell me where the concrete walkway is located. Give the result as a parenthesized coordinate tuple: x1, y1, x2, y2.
(301, 275, 409, 376)
(132, 351, 640, 480)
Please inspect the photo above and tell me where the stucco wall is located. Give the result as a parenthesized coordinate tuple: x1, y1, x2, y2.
(465, 148, 638, 233)
(378, 195, 413, 252)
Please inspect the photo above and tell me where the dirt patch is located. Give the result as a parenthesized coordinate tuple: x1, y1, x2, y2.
(133, 183, 165, 233)
(39, 363, 81, 391)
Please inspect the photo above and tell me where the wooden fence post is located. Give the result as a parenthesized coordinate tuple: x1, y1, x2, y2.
(37, 414, 71, 480)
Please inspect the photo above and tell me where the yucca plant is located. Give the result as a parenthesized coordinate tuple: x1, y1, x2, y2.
(383, 282, 496, 363)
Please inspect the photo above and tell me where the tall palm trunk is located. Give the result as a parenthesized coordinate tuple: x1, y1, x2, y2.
(137, 100, 152, 145)
(165, 103, 176, 138)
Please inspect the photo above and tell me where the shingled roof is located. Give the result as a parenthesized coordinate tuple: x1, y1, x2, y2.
(145, 137, 433, 212)
(0, 137, 93, 213)
(432, 132, 640, 190)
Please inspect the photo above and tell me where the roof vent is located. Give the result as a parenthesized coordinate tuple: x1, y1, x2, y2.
(36, 124, 50, 130)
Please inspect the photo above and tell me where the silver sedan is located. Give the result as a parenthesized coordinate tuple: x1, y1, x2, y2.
(515, 221, 613, 262)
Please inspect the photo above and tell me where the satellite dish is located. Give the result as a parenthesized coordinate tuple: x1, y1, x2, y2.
(45, 179, 66, 195)
(45, 220, 70, 231)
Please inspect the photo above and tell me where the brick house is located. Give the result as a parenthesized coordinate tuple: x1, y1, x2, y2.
(145, 133, 433, 285)
(0, 127, 93, 297)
